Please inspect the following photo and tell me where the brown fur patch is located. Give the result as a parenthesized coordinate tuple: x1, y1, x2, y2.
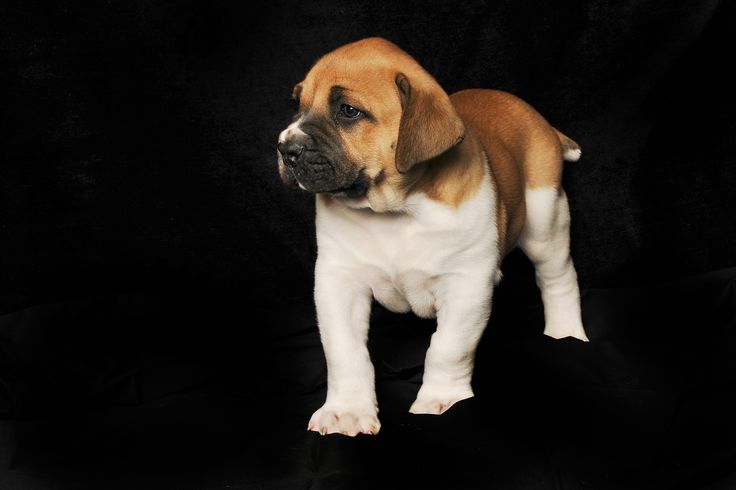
(450, 89, 566, 191)
(408, 132, 486, 208)
(450, 89, 570, 255)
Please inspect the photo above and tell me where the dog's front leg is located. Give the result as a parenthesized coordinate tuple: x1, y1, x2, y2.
(410, 274, 493, 415)
(308, 263, 380, 436)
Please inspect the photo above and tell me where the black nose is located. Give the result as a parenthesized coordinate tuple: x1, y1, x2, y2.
(277, 140, 305, 167)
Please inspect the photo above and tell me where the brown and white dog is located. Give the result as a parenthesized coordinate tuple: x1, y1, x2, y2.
(277, 38, 589, 436)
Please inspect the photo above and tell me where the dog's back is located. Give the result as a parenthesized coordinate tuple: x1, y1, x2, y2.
(450, 89, 579, 256)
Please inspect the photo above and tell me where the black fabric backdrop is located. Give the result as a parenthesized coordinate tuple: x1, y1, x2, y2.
(1, 1, 735, 489)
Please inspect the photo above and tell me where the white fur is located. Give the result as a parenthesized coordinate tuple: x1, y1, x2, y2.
(308, 172, 588, 436)
(310, 163, 498, 435)
(519, 187, 588, 342)
(278, 118, 306, 143)
(563, 148, 582, 162)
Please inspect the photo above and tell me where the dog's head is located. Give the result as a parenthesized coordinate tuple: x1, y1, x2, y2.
(277, 38, 465, 210)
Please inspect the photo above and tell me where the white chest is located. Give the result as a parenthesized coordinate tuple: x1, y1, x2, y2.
(315, 177, 498, 318)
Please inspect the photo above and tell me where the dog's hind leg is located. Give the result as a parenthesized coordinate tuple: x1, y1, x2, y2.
(519, 187, 589, 341)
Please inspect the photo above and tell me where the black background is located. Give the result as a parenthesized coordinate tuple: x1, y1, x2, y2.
(1, 1, 735, 489)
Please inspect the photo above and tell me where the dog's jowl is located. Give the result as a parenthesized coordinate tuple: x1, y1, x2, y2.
(276, 38, 589, 437)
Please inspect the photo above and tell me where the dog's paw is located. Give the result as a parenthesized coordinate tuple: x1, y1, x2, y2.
(308, 404, 380, 436)
(543, 323, 589, 342)
(409, 386, 474, 415)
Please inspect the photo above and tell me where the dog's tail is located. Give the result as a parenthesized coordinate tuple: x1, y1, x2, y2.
(555, 129, 582, 162)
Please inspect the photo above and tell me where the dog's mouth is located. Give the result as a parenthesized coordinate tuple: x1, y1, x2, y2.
(286, 163, 368, 199)
(327, 169, 369, 198)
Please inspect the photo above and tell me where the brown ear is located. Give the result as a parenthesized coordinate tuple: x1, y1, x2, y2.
(394, 73, 465, 174)
(291, 83, 303, 103)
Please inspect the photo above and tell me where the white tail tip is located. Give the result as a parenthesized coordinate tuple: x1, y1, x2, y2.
(563, 148, 582, 162)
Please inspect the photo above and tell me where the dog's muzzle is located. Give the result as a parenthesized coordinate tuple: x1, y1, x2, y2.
(277, 137, 366, 198)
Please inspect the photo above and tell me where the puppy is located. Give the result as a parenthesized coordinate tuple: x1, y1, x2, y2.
(276, 38, 589, 436)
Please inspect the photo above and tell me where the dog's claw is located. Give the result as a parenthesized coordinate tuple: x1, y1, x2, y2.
(409, 387, 474, 415)
(308, 405, 380, 436)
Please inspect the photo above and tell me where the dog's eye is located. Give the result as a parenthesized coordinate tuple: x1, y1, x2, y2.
(339, 104, 362, 119)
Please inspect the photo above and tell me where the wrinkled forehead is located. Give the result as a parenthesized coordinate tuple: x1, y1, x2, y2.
(299, 59, 400, 113)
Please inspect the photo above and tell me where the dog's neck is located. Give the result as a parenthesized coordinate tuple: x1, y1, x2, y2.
(405, 132, 487, 209)
(327, 131, 487, 214)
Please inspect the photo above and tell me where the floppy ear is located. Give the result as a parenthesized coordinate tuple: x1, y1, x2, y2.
(394, 73, 465, 174)
(291, 83, 303, 103)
